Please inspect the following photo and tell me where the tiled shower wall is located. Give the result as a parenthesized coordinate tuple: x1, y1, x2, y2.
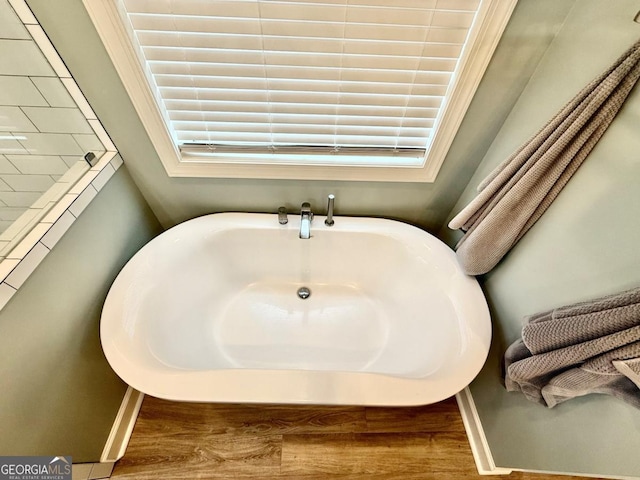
(0, 0, 104, 234)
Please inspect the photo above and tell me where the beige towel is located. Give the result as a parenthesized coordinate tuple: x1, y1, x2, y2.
(504, 287, 640, 409)
(448, 39, 640, 275)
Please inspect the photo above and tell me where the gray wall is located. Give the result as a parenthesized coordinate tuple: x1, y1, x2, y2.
(28, 0, 572, 233)
(444, 0, 640, 476)
(0, 166, 161, 462)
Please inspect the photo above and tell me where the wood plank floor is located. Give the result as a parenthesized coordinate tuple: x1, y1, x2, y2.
(111, 396, 591, 480)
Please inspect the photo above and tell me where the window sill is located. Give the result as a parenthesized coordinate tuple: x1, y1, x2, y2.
(171, 157, 434, 183)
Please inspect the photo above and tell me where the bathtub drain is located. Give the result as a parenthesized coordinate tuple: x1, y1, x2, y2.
(297, 287, 311, 299)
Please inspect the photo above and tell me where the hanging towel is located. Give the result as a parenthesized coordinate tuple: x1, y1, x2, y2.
(504, 286, 640, 409)
(448, 39, 640, 276)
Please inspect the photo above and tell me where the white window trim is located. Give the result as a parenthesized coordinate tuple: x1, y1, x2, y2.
(83, 0, 517, 183)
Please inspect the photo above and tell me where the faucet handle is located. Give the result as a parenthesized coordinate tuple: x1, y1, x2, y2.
(325, 194, 335, 226)
(278, 206, 288, 224)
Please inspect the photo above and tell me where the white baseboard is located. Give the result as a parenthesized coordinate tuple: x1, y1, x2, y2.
(100, 386, 144, 463)
(455, 388, 640, 479)
(455, 387, 513, 476)
(72, 462, 114, 480)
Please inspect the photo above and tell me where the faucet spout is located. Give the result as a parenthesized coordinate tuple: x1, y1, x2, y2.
(299, 202, 313, 239)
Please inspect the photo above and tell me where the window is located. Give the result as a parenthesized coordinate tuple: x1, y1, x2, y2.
(84, 0, 515, 182)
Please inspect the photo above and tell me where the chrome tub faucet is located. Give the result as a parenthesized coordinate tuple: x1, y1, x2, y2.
(300, 202, 313, 239)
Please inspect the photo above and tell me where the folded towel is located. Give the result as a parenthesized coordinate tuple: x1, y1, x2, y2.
(504, 287, 640, 409)
(523, 288, 640, 353)
(541, 341, 640, 408)
(614, 357, 640, 389)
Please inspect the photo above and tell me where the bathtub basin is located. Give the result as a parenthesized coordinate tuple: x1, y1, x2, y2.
(101, 212, 491, 405)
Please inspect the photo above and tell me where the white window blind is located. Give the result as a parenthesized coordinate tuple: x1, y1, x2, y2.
(118, 0, 484, 166)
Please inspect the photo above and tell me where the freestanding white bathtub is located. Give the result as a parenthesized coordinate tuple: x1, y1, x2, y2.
(101, 212, 491, 406)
